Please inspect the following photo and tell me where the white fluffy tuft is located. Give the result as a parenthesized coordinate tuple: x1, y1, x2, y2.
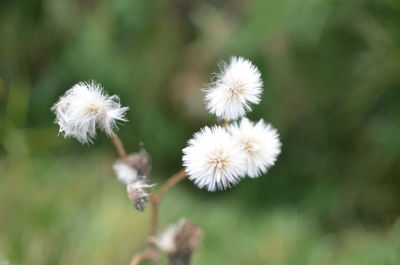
(229, 118, 281, 178)
(182, 126, 246, 191)
(205, 57, 263, 120)
(51, 81, 128, 144)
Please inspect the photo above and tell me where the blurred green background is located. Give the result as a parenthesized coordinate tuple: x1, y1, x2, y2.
(1, 0, 400, 264)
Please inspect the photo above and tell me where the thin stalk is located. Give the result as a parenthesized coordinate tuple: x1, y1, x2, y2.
(128, 170, 186, 265)
(149, 198, 159, 237)
(129, 249, 156, 265)
(149, 169, 186, 236)
(110, 133, 127, 159)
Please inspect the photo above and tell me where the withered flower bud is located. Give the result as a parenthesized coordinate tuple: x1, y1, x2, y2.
(125, 149, 152, 178)
(113, 148, 154, 211)
(153, 219, 203, 265)
(113, 149, 152, 185)
(126, 181, 154, 211)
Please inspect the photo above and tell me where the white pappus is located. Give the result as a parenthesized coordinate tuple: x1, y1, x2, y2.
(204, 56, 263, 121)
(229, 118, 281, 178)
(51, 81, 128, 144)
(182, 126, 246, 191)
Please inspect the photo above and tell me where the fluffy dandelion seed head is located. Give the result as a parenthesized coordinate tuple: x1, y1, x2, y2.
(51, 81, 128, 144)
(205, 57, 263, 120)
(229, 118, 281, 178)
(182, 126, 246, 191)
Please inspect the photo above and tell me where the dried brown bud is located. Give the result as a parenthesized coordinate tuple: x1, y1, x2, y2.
(153, 219, 203, 265)
(125, 149, 152, 178)
(113, 148, 154, 211)
(113, 149, 151, 184)
(126, 181, 153, 211)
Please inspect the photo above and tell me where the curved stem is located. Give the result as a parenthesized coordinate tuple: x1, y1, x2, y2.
(129, 169, 187, 265)
(149, 169, 187, 236)
(110, 133, 127, 159)
(149, 198, 159, 237)
(155, 169, 186, 201)
(129, 249, 156, 265)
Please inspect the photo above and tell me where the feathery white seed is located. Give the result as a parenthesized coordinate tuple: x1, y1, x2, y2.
(51, 81, 128, 144)
(182, 126, 246, 191)
(229, 118, 281, 178)
(205, 57, 263, 120)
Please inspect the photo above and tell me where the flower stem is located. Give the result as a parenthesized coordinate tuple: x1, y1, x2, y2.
(155, 169, 187, 201)
(129, 249, 157, 265)
(110, 133, 127, 159)
(109, 135, 187, 264)
(150, 169, 187, 236)
(219, 118, 229, 129)
(128, 169, 187, 265)
(149, 198, 159, 237)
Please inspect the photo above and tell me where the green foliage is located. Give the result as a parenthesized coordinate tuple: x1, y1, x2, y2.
(0, 0, 399, 264)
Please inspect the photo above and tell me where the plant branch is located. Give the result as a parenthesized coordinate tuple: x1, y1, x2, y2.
(129, 249, 157, 265)
(150, 169, 187, 236)
(110, 133, 127, 159)
(155, 169, 187, 201)
(149, 198, 160, 237)
(129, 169, 187, 265)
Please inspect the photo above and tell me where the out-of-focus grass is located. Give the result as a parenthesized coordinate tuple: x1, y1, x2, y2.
(1, 0, 400, 264)
(1, 152, 399, 265)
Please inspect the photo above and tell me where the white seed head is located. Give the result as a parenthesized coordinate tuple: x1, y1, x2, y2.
(205, 56, 263, 120)
(51, 81, 129, 144)
(113, 161, 139, 185)
(182, 126, 246, 191)
(229, 118, 281, 178)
